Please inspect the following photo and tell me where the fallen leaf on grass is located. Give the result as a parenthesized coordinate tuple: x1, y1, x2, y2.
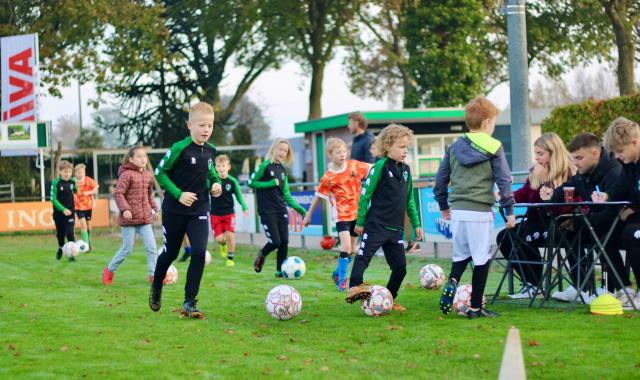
(527, 340, 540, 347)
(7, 344, 15, 351)
(473, 353, 481, 359)
(320, 366, 329, 372)
(635, 363, 640, 368)
(385, 325, 402, 330)
(348, 358, 358, 363)
(243, 352, 249, 357)
(406, 362, 416, 369)
(304, 359, 312, 365)
(299, 319, 309, 324)
(439, 340, 446, 348)
(278, 355, 288, 361)
(60, 345, 69, 352)
(436, 316, 444, 321)
(338, 348, 347, 353)
(20, 304, 27, 308)
(531, 362, 544, 367)
(142, 339, 151, 344)
(224, 329, 235, 335)
(14, 352, 20, 357)
(176, 345, 184, 349)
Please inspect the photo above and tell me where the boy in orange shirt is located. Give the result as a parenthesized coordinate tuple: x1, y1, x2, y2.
(304, 138, 371, 291)
(74, 164, 99, 250)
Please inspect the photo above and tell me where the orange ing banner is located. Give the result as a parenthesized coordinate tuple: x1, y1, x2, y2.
(0, 199, 109, 232)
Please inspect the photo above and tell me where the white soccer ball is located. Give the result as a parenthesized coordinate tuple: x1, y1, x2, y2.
(360, 285, 394, 317)
(452, 284, 485, 315)
(265, 285, 302, 320)
(62, 242, 80, 258)
(281, 256, 306, 279)
(75, 240, 89, 254)
(419, 264, 445, 290)
(205, 250, 211, 265)
(163, 265, 178, 285)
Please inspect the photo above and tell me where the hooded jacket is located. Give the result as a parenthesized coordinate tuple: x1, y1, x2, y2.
(434, 132, 514, 215)
(114, 162, 158, 226)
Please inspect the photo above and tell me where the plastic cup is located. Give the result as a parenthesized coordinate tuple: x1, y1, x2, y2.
(563, 187, 575, 203)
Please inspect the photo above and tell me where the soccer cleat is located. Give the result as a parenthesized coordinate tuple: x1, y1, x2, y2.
(180, 300, 205, 319)
(345, 284, 372, 303)
(275, 271, 283, 278)
(226, 259, 235, 267)
(439, 278, 458, 315)
(147, 276, 154, 284)
(391, 303, 407, 312)
(337, 278, 348, 292)
(102, 267, 114, 285)
(149, 285, 162, 312)
(254, 252, 265, 273)
(405, 241, 421, 253)
(465, 307, 500, 319)
(56, 248, 62, 260)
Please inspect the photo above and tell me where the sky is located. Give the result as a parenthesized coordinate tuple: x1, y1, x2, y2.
(37, 54, 548, 142)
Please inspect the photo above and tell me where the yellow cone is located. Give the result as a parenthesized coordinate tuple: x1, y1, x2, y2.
(590, 293, 623, 316)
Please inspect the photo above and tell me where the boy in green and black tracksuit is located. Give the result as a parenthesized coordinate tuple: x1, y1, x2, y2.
(345, 125, 422, 311)
(51, 161, 77, 261)
(149, 103, 222, 319)
(248, 148, 306, 277)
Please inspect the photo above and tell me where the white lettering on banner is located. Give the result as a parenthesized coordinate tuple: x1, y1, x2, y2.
(426, 201, 440, 213)
(1, 34, 39, 122)
(6, 210, 15, 228)
(5, 209, 53, 229)
(292, 194, 315, 204)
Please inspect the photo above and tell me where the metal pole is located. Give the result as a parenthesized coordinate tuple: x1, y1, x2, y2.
(78, 81, 83, 130)
(506, 0, 531, 172)
(93, 150, 99, 192)
(39, 148, 45, 201)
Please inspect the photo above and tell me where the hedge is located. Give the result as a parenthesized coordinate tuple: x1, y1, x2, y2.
(541, 94, 640, 144)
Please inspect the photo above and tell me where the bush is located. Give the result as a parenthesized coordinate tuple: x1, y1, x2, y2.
(541, 94, 640, 144)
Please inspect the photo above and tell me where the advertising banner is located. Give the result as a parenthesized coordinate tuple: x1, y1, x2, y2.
(1, 33, 39, 122)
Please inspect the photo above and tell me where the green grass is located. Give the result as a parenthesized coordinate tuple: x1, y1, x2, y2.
(1, 233, 639, 379)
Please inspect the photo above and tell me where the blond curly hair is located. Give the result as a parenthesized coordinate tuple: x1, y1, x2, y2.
(377, 124, 414, 157)
(603, 117, 640, 152)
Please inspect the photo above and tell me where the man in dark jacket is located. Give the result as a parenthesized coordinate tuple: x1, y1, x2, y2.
(348, 112, 376, 164)
(541, 133, 631, 299)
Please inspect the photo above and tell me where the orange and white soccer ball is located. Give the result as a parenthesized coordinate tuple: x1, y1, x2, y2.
(361, 285, 394, 317)
(419, 264, 445, 290)
(265, 285, 302, 320)
(452, 284, 485, 315)
(163, 265, 178, 285)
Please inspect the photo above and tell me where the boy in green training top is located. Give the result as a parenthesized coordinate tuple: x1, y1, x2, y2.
(51, 160, 77, 261)
(345, 124, 423, 313)
(149, 102, 222, 319)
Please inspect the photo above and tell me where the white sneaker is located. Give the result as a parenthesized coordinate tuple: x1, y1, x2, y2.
(551, 286, 589, 302)
(615, 287, 635, 301)
(508, 283, 538, 299)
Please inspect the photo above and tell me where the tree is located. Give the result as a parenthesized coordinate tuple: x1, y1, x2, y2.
(52, 114, 79, 149)
(344, 0, 418, 107)
(599, 0, 639, 95)
(97, 1, 285, 147)
(223, 96, 271, 144)
(529, 68, 618, 108)
(270, 0, 360, 119)
(404, 0, 499, 107)
(0, 0, 162, 98)
(75, 128, 104, 149)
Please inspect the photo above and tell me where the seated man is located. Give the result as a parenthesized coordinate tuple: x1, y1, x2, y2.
(540, 133, 631, 302)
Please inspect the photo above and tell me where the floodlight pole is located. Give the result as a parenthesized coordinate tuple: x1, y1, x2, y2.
(78, 81, 83, 131)
(507, 0, 531, 172)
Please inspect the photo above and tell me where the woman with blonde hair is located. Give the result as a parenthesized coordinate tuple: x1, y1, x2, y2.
(496, 132, 574, 298)
(248, 138, 307, 277)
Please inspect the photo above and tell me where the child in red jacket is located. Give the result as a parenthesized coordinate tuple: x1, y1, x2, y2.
(102, 147, 159, 285)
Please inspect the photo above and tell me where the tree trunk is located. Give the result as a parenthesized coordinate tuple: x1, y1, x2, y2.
(308, 61, 325, 120)
(604, 1, 637, 95)
(401, 67, 419, 108)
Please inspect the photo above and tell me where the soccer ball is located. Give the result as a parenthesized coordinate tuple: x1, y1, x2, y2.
(265, 285, 302, 320)
(62, 242, 80, 258)
(419, 264, 445, 290)
(75, 240, 89, 254)
(281, 256, 306, 279)
(452, 284, 485, 315)
(163, 265, 178, 285)
(360, 285, 394, 317)
(204, 250, 211, 265)
(320, 236, 335, 250)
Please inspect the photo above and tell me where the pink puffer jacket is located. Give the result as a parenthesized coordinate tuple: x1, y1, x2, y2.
(114, 162, 158, 226)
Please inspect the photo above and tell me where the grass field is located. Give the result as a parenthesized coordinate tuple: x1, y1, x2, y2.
(1, 232, 639, 379)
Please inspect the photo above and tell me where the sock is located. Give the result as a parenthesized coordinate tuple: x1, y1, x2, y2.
(220, 243, 227, 257)
(470, 261, 491, 309)
(184, 246, 192, 255)
(449, 257, 472, 283)
(81, 230, 89, 243)
(227, 252, 234, 261)
(337, 257, 350, 285)
(87, 231, 91, 245)
(339, 251, 349, 259)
